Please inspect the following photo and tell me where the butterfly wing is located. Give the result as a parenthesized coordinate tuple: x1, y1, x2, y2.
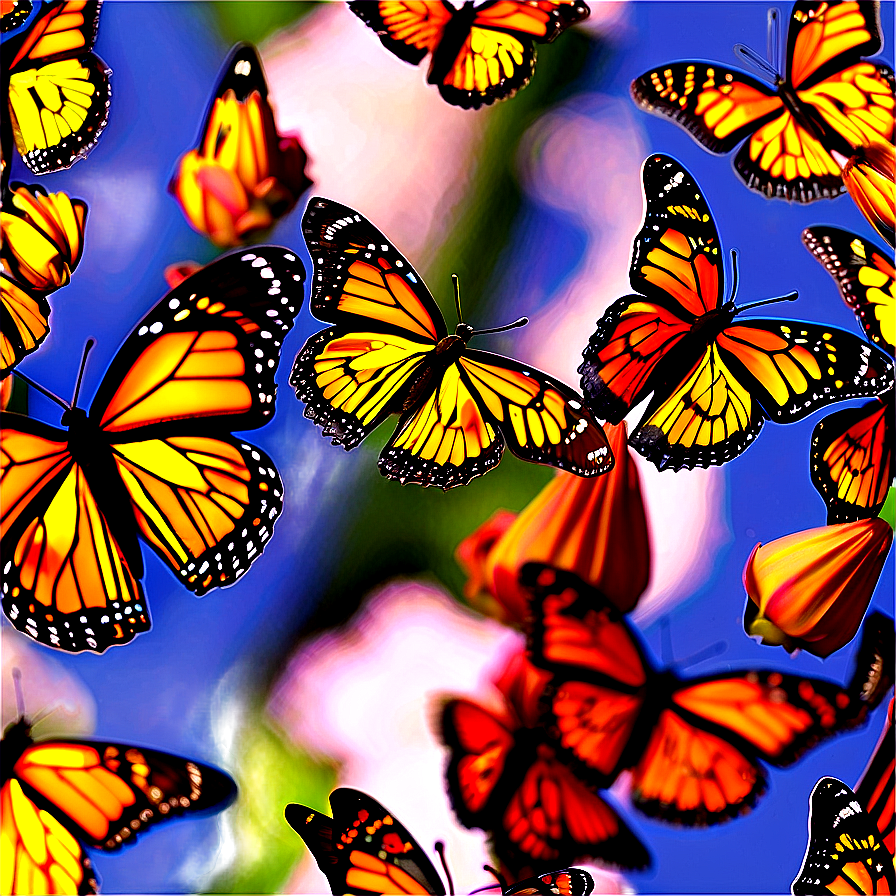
(347, 1, 453, 66)
(0, 414, 149, 653)
(580, 153, 725, 423)
(0, 275, 50, 377)
(285, 788, 446, 896)
(810, 397, 894, 522)
(434, 1, 589, 109)
(793, 777, 896, 895)
(4, 0, 111, 174)
(503, 868, 595, 896)
(856, 700, 895, 855)
(802, 227, 895, 356)
(439, 697, 649, 874)
(292, 198, 443, 449)
(11, 738, 236, 850)
(0, 779, 98, 895)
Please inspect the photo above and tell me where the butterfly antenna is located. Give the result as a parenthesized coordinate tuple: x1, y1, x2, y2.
(733, 42, 779, 84)
(10, 371, 68, 411)
(467, 865, 507, 894)
(674, 640, 727, 672)
(767, 7, 782, 78)
(729, 248, 739, 303)
(70, 339, 95, 409)
(737, 291, 799, 313)
(659, 616, 673, 666)
(470, 317, 529, 337)
(12, 668, 25, 719)
(452, 274, 464, 325)
(434, 841, 454, 896)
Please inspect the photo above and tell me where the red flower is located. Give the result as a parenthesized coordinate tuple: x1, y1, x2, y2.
(743, 518, 893, 657)
(456, 423, 650, 624)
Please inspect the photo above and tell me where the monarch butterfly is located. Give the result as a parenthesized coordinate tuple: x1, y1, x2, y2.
(290, 197, 613, 489)
(285, 786, 596, 896)
(1, 713, 236, 895)
(631, 1, 895, 202)
(439, 650, 650, 875)
(347, 1, 590, 109)
(792, 777, 895, 895)
(1, 182, 88, 378)
(0, 247, 304, 653)
(523, 563, 894, 826)
(856, 698, 895, 857)
(1, 0, 111, 180)
(803, 226, 894, 522)
(578, 154, 894, 471)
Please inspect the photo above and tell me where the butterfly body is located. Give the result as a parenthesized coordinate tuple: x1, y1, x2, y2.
(631, 1, 895, 202)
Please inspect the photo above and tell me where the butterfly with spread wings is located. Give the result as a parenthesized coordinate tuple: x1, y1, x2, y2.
(792, 777, 895, 895)
(631, 1, 895, 203)
(578, 155, 894, 472)
(439, 650, 650, 875)
(286, 787, 596, 896)
(0, 247, 304, 653)
(347, 1, 590, 109)
(1, 714, 236, 895)
(291, 197, 613, 489)
(803, 226, 894, 522)
(1, 181, 88, 378)
(1, 0, 111, 182)
(523, 563, 894, 826)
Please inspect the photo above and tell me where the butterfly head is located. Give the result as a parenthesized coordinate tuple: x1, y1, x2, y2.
(1, 716, 33, 783)
(456, 322, 475, 341)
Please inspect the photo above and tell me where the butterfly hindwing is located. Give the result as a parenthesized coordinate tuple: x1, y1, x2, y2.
(4, 0, 111, 175)
(347, 1, 453, 66)
(0, 275, 50, 377)
(793, 777, 896, 895)
(856, 700, 895, 856)
(1, 778, 98, 895)
(286, 788, 446, 896)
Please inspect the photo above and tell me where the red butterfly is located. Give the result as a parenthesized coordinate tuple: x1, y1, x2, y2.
(523, 563, 893, 825)
(439, 649, 650, 877)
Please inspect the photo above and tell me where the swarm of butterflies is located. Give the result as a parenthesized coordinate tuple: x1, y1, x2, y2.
(0, 0, 893, 894)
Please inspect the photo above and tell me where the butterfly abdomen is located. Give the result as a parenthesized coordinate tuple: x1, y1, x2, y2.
(63, 408, 143, 577)
(401, 334, 466, 412)
(427, 1, 478, 85)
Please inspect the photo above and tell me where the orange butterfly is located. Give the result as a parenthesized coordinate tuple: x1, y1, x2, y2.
(579, 154, 894, 471)
(856, 698, 895, 857)
(1, 714, 235, 895)
(291, 198, 613, 488)
(793, 777, 895, 895)
(0, 247, 304, 652)
(803, 226, 894, 521)
(348, 1, 590, 109)
(631, 1, 895, 202)
(524, 563, 893, 825)
(439, 650, 650, 875)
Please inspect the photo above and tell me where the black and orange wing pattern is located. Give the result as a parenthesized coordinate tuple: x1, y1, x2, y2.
(348, 1, 590, 109)
(793, 777, 896, 895)
(1, 717, 236, 895)
(0, 275, 51, 378)
(2, 0, 112, 175)
(524, 563, 885, 826)
(439, 697, 650, 872)
(632, 1, 895, 202)
(803, 226, 895, 521)
(503, 868, 594, 896)
(580, 155, 894, 471)
(856, 700, 895, 856)
(285, 788, 447, 896)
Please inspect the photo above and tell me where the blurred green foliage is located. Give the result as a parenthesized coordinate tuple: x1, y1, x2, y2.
(881, 486, 895, 530)
(207, 707, 335, 894)
(209, 2, 318, 46)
